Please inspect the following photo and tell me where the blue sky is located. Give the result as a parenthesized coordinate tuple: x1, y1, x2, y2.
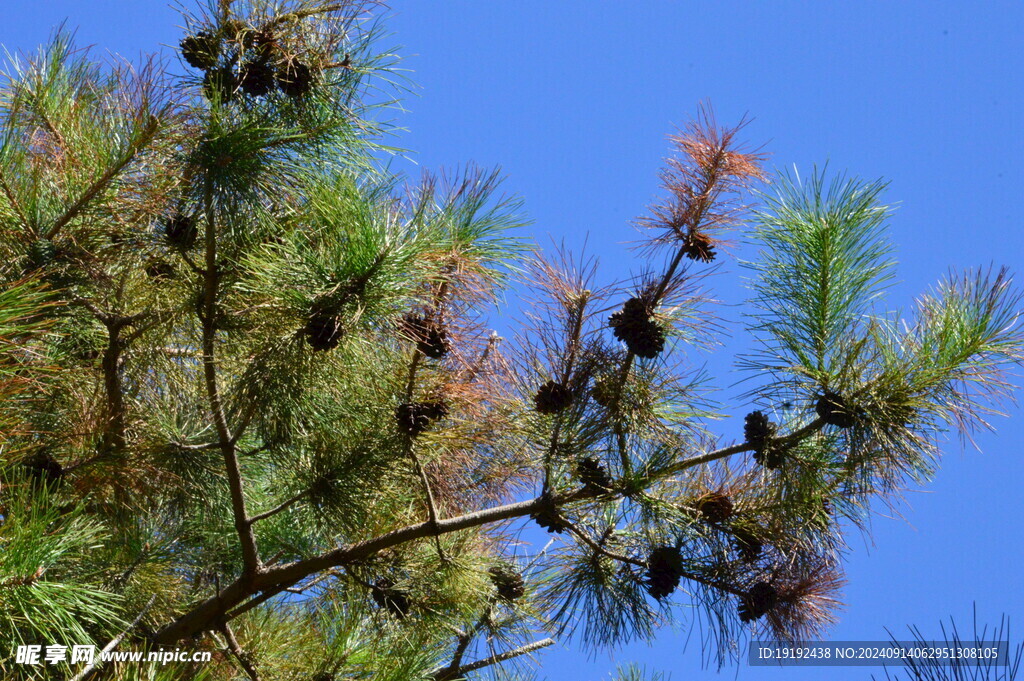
(4, 2, 1022, 679)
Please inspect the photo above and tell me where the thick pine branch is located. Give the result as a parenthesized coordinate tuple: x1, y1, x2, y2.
(152, 421, 816, 643)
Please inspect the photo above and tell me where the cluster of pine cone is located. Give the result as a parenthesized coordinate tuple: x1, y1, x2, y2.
(180, 24, 314, 102)
(23, 450, 63, 486)
(164, 214, 198, 250)
(682, 230, 716, 263)
(608, 297, 665, 359)
(816, 390, 858, 428)
(534, 380, 573, 414)
(576, 456, 612, 493)
(738, 581, 778, 623)
(401, 314, 450, 359)
(589, 373, 620, 408)
(744, 410, 785, 469)
(304, 311, 344, 351)
(696, 492, 734, 524)
(530, 498, 569, 534)
(488, 564, 526, 602)
(395, 401, 449, 437)
(371, 578, 411, 618)
(730, 523, 763, 562)
(695, 492, 765, 562)
(145, 260, 175, 280)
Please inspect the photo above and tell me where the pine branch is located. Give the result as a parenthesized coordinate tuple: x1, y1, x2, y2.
(657, 416, 826, 480)
(69, 596, 156, 681)
(564, 522, 645, 569)
(543, 290, 588, 494)
(99, 321, 127, 451)
(249, 491, 308, 525)
(222, 622, 261, 681)
(0, 170, 31, 229)
(283, 569, 340, 594)
(151, 420, 822, 643)
(447, 638, 556, 677)
(200, 181, 261, 578)
(265, 3, 349, 30)
(44, 114, 160, 240)
(432, 609, 490, 680)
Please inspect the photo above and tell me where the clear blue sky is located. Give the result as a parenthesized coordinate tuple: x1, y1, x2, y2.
(5, 2, 1022, 679)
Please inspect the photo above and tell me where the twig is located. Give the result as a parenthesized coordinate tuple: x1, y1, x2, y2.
(200, 181, 261, 578)
(0, 171, 31, 228)
(36, 108, 67, 150)
(461, 331, 500, 383)
(402, 339, 444, 556)
(69, 596, 156, 681)
(225, 584, 291, 621)
(444, 638, 556, 677)
(45, 116, 159, 240)
(221, 622, 260, 681)
(543, 292, 588, 495)
(409, 443, 445, 556)
(266, 3, 346, 29)
(564, 521, 646, 569)
(249, 491, 308, 525)
(437, 605, 495, 679)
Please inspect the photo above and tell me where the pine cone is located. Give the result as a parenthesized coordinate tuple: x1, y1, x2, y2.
(683, 231, 716, 263)
(219, 19, 247, 41)
(401, 314, 450, 359)
(816, 390, 856, 428)
(644, 545, 685, 600)
(419, 327, 449, 359)
(590, 373, 620, 408)
(164, 214, 198, 249)
(245, 28, 278, 60)
(731, 525, 763, 562)
(743, 410, 774, 447)
(738, 581, 778, 623)
(371, 578, 411, 618)
(609, 297, 665, 359)
(530, 500, 568, 534)
(145, 260, 175, 280)
(697, 492, 734, 524)
(304, 312, 343, 351)
(203, 67, 238, 102)
(27, 239, 58, 270)
(534, 380, 572, 414)
(180, 32, 221, 70)
(753, 444, 786, 470)
(576, 456, 613, 493)
(745, 411, 785, 469)
(239, 59, 276, 97)
(628, 321, 666, 359)
(277, 61, 313, 97)
(24, 451, 62, 485)
(395, 401, 448, 437)
(488, 565, 526, 601)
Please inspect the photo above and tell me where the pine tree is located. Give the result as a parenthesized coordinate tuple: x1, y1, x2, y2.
(0, 2, 1022, 680)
